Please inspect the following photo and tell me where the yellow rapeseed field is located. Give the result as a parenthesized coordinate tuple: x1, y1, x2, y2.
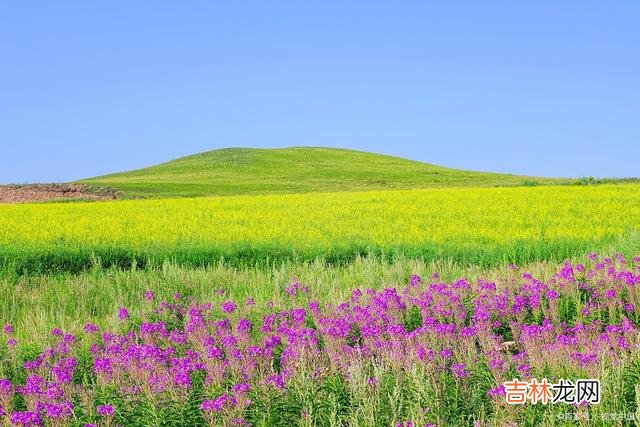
(1, 184, 639, 271)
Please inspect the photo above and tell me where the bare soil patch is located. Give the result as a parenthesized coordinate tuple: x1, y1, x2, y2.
(0, 184, 120, 203)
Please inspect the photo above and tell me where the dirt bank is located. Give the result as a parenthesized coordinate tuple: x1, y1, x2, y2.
(0, 183, 120, 203)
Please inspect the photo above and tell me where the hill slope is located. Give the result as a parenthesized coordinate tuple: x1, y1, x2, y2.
(80, 147, 560, 197)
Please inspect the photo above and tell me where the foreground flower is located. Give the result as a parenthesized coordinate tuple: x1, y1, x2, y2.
(96, 404, 115, 417)
(117, 307, 130, 320)
(0, 378, 12, 396)
(488, 384, 506, 397)
(10, 411, 42, 426)
(451, 363, 470, 378)
(222, 301, 237, 313)
(201, 394, 231, 412)
(44, 402, 73, 419)
(84, 323, 100, 334)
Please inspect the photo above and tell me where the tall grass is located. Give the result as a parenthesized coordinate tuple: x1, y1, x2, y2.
(2, 234, 639, 276)
(0, 251, 630, 344)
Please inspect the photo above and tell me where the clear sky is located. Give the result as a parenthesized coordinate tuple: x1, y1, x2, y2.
(1, 1, 638, 183)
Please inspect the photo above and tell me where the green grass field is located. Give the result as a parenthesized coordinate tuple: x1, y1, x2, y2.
(80, 147, 570, 198)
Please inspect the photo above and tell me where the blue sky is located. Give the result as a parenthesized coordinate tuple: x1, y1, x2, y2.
(1, 1, 638, 183)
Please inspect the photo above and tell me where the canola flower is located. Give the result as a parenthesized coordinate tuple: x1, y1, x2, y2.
(0, 254, 639, 426)
(0, 184, 639, 272)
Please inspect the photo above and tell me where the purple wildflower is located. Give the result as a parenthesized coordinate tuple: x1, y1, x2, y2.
(268, 373, 286, 389)
(201, 393, 230, 412)
(451, 363, 470, 378)
(517, 364, 531, 377)
(232, 382, 251, 394)
(20, 375, 44, 395)
(96, 404, 115, 417)
(10, 411, 42, 426)
(44, 402, 73, 419)
(309, 300, 320, 314)
(84, 323, 100, 334)
(174, 370, 192, 389)
(440, 348, 453, 359)
(237, 318, 252, 334)
(117, 307, 130, 320)
(222, 301, 237, 313)
(0, 378, 13, 396)
(488, 384, 506, 397)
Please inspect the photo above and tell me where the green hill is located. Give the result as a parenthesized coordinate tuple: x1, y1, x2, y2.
(80, 147, 562, 197)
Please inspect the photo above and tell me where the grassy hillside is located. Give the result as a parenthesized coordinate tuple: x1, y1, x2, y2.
(80, 147, 562, 197)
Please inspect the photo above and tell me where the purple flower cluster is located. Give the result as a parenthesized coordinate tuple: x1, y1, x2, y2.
(96, 404, 115, 417)
(0, 253, 638, 424)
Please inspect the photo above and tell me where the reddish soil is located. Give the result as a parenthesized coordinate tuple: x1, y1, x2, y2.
(0, 184, 120, 203)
